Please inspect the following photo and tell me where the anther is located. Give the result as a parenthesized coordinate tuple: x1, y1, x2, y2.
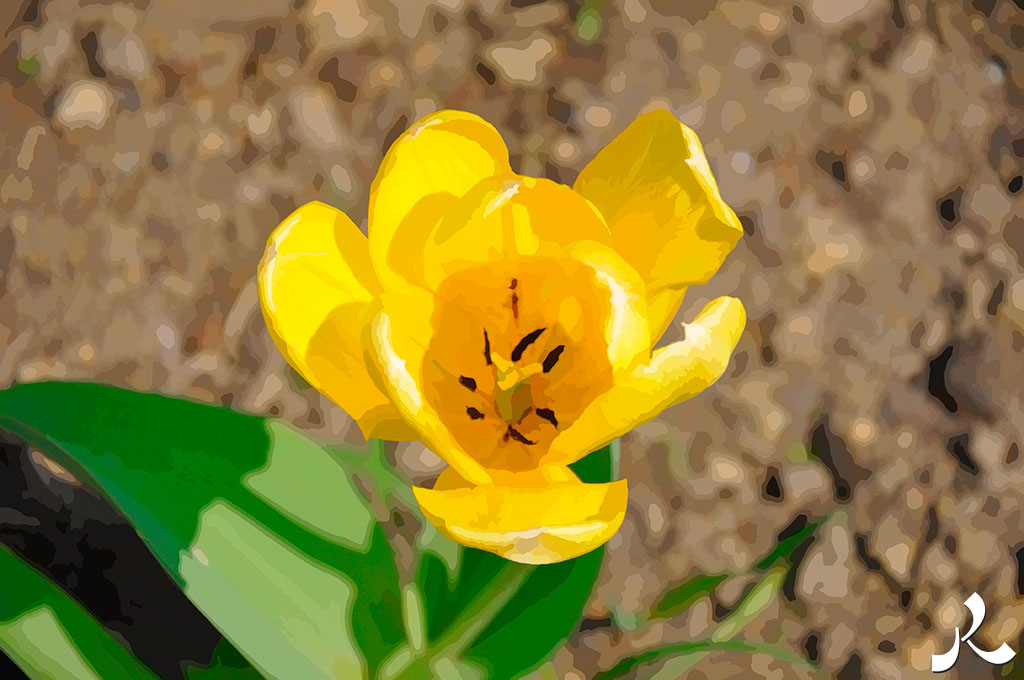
(483, 329, 492, 365)
(466, 407, 485, 420)
(542, 345, 564, 373)
(536, 408, 558, 427)
(503, 425, 535, 445)
(510, 278, 519, 320)
(510, 328, 545, 362)
(459, 376, 477, 391)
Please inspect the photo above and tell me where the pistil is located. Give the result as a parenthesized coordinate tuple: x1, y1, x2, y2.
(459, 319, 566, 445)
(493, 361, 540, 423)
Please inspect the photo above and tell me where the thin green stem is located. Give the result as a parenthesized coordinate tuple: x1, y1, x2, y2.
(608, 437, 621, 475)
(384, 563, 532, 680)
(606, 641, 819, 680)
(594, 566, 800, 680)
(648, 566, 788, 679)
(433, 563, 531, 656)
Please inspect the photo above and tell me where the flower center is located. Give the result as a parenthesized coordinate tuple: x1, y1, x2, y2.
(493, 358, 536, 424)
(456, 322, 562, 446)
(423, 258, 616, 472)
(464, 325, 566, 445)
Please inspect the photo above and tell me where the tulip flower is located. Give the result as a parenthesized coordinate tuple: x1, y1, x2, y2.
(258, 109, 744, 564)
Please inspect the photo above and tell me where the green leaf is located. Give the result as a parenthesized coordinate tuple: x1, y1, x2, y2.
(407, 445, 616, 680)
(17, 56, 40, 76)
(709, 567, 787, 643)
(0, 543, 160, 679)
(595, 568, 796, 680)
(592, 639, 813, 680)
(651, 515, 827, 622)
(186, 638, 264, 679)
(574, 0, 608, 43)
(597, 516, 832, 680)
(649, 573, 728, 621)
(755, 516, 824, 571)
(0, 382, 404, 680)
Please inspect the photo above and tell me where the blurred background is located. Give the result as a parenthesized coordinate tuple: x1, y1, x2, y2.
(2, 0, 1024, 678)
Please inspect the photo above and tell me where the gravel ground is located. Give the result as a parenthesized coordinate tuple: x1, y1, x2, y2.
(2, 0, 1024, 678)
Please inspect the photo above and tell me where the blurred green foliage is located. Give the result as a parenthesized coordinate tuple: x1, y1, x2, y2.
(16, 56, 40, 76)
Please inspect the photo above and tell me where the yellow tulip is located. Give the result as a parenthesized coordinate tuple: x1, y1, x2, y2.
(258, 109, 745, 565)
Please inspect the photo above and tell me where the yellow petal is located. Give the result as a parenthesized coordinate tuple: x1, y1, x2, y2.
(574, 109, 743, 293)
(365, 288, 493, 486)
(565, 240, 650, 374)
(647, 286, 688, 346)
(257, 201, 415, 440)
(369, 110, 513, 289)
(433, 462, 584, 490)
(413, 474, 627, 564)
(544, 296, 746, 465)
(422, 175, 611, 290)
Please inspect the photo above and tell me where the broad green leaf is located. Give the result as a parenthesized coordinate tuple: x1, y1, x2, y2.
(0, 382, 404, 680)
(406, 445, 615, 680)
(0, 543, 159, 679)
(185, 638, 263, 679)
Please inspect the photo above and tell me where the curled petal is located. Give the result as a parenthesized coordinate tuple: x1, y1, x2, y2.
(369, 110, 513, 289)
(413, 470, 627, 564)
(544, 296, 746, 465)
(257, 202, 414, 440)
(574, 109, 742, 294)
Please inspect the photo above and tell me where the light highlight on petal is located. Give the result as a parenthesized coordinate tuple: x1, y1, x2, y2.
(565, 240, 650, 374)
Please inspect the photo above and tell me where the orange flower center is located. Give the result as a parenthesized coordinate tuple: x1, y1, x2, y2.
(423, 258, 616, 472)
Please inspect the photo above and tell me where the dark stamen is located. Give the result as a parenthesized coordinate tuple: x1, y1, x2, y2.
(504, 425, 535, 445)
(536, 408, 558, 427)
(542, 345, 565, 373)
(483, 329, 492, 365)
(466, 407, 485, 420)
(459, 376, 477, 391)
(510, 278, 519, 319)
(510, 328, 545, 362)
